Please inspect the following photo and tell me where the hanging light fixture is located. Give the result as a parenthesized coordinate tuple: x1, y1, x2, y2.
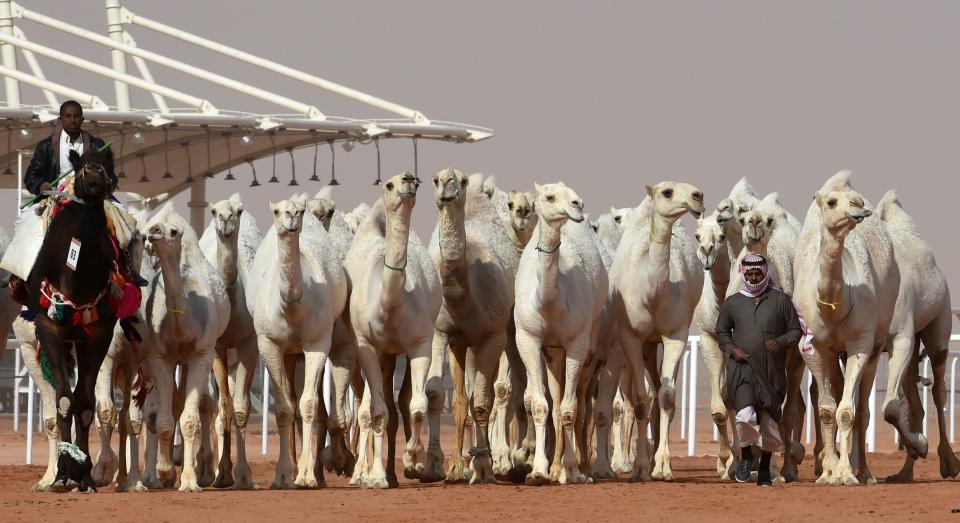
(240, 133, 253, 146)
(131, 128, 145, 144)
(268, 133, 279, 183)
(137, 154, 149, 183)
(161, 128, 173, 179)
(412, 135, 421, 183)
(247, 158, 260, 187)
(3, 128, 13, 175)
(342, 139, 355, 152)
(18, 126, 32, 140)
(373, 137, 382, 185)
(117, 130, 127, 178)
(287, 148, 299, 186)
(182, 142, 194, 183)
(224, 133, 236, 181)
(327, 140, 339, 186)
(309, 138, 321, 182)
(203, 127, 214, 178)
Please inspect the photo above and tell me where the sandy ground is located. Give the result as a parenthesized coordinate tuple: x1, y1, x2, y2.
(1, 415, 958, 522)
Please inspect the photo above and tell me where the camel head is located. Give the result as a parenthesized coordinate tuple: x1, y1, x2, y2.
(210, 194, 244, 239)
(481, 175, 497, 199)
(307, 187, 336, 230)
(694, 210, 727, 270)
(343, 203, 371, 235)
(739, 209, 769, 250)
(69, 149, 112, 203)
(432, 168, 468, 208)
(382, 171, 419, 214)
(645, 181, 705, 221)
(534, 182, 584, 225)
(815, 188, 871, 238)
(144, 206, 186, 262)
(507, 191, 537, 232)
(269, 196, 307, 236)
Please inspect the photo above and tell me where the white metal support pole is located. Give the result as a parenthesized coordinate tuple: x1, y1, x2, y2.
(188, 177, 206, 236)
(805, 370, 812, 445)
(173, 365, 181, 446)
(25, 371, 34, 464)
(867, 377, 876, 452)
(0, 0, 21, 106)
(13, 346, 21, 431)
(11, 26, 57, 108)
(323, 360, 332, 446)
(686, 337, 699, 457)
(950, 356, 958, 443)
(922, 358, 930, 439)
(105, 0, 131, 111)
(680, 350, 689, 440)
(261, 361, 269, 455)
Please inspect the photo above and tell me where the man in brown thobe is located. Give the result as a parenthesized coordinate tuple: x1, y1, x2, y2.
(716, 253, 802, 486)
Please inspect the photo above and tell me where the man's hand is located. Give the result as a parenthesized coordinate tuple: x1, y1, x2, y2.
(731, 347, 749, 362)
(39, 181, 51, 193)
(764, 339, 780, 353)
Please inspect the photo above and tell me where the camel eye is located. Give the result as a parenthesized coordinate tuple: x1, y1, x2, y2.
(508, 202, 514, 211)
(766, 217, 774, 227)
(694, 233, 701, 241)
(614, 215, 622, 223)
(545, 195, 555, 203)
(661, 188, 673, 199)
(826, 198, 837, 208)
(237, 209, 243, 217)
(169, 228, 179, 237)
(273, 208, 280, 216)
(738, 206, 747, 213)
(738, 217, 745, 226)
(327, 209, 334, 219)
(210, 209, 217, 217)
(150, 225, 161, 234)
(719, 235, 725, 242)
(692, 191, 703, 202)
(592, 223, 599, 232)
(432, 176, 439, 186)
(385, 182, 395, 191)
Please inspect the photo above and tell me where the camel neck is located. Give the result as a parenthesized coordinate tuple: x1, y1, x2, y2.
(816, 230, 846, 315)
(710, 249, 731, 306)
(648, 213, 674, 261)
(216, 232, 240, 295)
(381, 207, 412, 311)
(277, 232, 304, 311)
(437, 204, 470, 309)
(156, 249, 192, 339)
(49, 202, 111, 302)
(535, 221, 563, 306)
(727, 224, 746, 261)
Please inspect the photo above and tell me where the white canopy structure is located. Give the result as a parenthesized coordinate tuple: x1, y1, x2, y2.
(0, 0, 492, 231)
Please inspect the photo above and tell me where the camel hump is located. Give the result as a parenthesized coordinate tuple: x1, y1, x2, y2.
(819, 169, 853, 192)
(876, 189, 911, 225)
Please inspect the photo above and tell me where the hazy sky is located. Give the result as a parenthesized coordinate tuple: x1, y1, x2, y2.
(3, 1, 960, 312)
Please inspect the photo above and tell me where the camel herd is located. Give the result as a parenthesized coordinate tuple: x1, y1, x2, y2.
(1, 168, 958, 492)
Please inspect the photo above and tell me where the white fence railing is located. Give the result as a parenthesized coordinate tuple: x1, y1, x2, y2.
(5, 334, 960, 463)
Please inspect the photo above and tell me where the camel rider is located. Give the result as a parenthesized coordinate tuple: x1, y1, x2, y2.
(16, 100, 147, 289)
(716, 253, 802, 486)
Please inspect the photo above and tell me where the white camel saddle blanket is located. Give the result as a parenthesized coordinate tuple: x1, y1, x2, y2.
(0, 198, 136, 281)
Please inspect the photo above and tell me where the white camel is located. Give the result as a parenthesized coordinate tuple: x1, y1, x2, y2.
(610, 182, 705, 482)
(143, 205, 230, 492)
(247, 194, 347, 489)
(422, 169, 519, 484)
(513, 182, 607, 485)
(198, 193, 263, 489)
(794, 171, 900, 485)
(876, 191, 960, 481)
(344, 172, 441, 489)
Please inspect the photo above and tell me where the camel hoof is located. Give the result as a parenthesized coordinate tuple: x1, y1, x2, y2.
(361, 476, 390, 489)
(295, 477, 322, 489)
(129, 481, 149, 493)
(92, 452, 118, 487)
(589, 465, 617, 480)
(524, 471, 551, 486)
(445, 461, 467, 484)
(629, 470, 652, 483)
(212, 469, 235, 489)
(790, 442, 806, 465)
(178, 484, 202, 493)
(31, 482, 53, 492)
(939, 444, 960, 479)
(884, 471, 914, 484)
(172, 444, 184, 467)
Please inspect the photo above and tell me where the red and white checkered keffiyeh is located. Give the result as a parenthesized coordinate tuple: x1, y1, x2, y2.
(738, 252, 771, 297)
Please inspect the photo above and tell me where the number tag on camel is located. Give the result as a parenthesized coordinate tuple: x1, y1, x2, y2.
(66, 237, 81, 271)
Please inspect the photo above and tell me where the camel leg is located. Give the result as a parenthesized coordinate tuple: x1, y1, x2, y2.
(831, 341, 872, 486)
(352, 339, 389, 489)
(544, 345, 565, 482)
(349, 380, 372, 487)
(467, 333, 504, 484)
(93, 351, 119, 487)
(123, 370, 147, 493)
(591, 342, 623, 479)
(928, 347, 960, 478)
(445, 342, 469, 483)
(350, 366, 363, 456)
(852, 353, 879, 485)
(211, 347, 235, 488)
(177, 351, 214, 493)
(463, 348, 477, 460)
(194, 380, 217, 488)
(379, 356, 400, 488)
(778, 345, 806, 483)
(33, 318, 75, 451)
(423, 328, 449, 483)
(295, 337, 331, 489)
(230, 337, 259, 490)
(555, 337, 592, 484)
(404, 340, 433, 483)
(324, 323, 357, 478)
(576, 355, 599, 475)
(882, 334, 928, 460)
(508, 333, 535, 480)
(650, 332, 687, 482)
(802, 347, 839, 484)
(491, 348, 513, 480)
(142, 395, 161, 489)
(19, 335, 62, 492)
(515, 328, 551, 486)
(398, 358, 413, 472)
(115, 368, 130, 491)
(699, 332, 734, 479)
(257, 338, 296, 489)
(618, 330, 652, 482)
(610, 387, 627, 474)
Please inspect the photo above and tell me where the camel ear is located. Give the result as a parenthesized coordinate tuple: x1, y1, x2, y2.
(210, 208, 217, 218)
(814, 192, 824, 207)
(610, 206, 617, 215)
(534, 182, 543, 194)
(459, 171, 469, 189)
(558, 181, 566, 187)
(68, 149, 83, 173)
(645, 185, 655, 197)
(591, 221, 599, 232)
(269, 200, 278, 213)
